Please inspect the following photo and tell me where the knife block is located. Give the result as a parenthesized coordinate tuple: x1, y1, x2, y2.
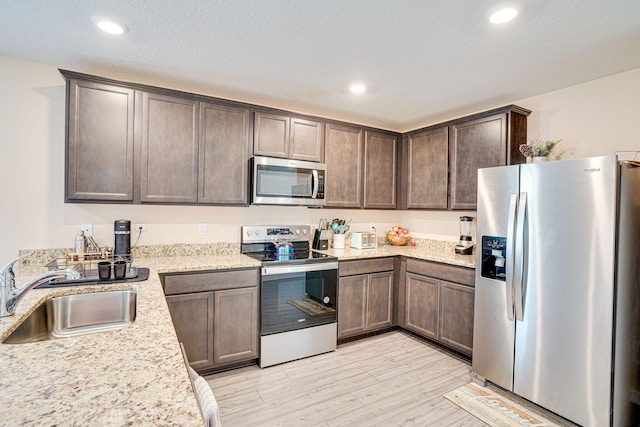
(312, 229, 328, 250)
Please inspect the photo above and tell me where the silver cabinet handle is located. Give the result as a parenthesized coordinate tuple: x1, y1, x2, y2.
(514, 192, 527, 321)
(505, 194, 518, 321)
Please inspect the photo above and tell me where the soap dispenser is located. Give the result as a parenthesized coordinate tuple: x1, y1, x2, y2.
(74, 230, 86, 257)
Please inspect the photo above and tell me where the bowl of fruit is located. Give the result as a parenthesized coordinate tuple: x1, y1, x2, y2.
(386, 225, 411, 246)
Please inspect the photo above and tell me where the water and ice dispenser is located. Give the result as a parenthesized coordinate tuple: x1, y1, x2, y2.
(480, 236, 507, 281)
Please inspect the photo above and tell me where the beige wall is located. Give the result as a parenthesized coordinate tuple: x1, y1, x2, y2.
(1, 54, 639, 262)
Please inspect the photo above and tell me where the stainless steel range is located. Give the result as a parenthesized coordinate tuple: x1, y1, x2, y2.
(241, 225, 338, 368)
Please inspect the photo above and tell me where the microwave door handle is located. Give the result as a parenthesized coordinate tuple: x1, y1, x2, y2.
(311, 169, 319, 199)
(505, 193, 518, 321)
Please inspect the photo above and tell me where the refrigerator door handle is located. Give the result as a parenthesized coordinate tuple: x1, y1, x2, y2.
(514, 192, 527, 321)
(505, 193, 518, 321)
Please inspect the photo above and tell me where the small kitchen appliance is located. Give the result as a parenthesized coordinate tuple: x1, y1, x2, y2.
(454, 216, 474, 255)
(241, 225, 338, 368)
(350, 231, 377, 249)
(114, 220, 131, 260)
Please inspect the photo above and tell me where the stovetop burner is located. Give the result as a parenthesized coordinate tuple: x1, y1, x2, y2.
(241, 225, 336, 265)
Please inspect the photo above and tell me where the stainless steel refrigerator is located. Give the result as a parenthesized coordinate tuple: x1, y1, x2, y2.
(472, 155, 640, 427)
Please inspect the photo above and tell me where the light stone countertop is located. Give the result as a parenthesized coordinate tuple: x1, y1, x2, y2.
(320, 239, 476, 269)
(0, 240, 470, 425)
(0, 250, 260, 427)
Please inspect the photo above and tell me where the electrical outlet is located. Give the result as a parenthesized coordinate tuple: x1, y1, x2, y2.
(198, 223, 207, 235)
(422, 223, 429, 232)
(137, 224, 146, 237)
(81, 223, 93, 236)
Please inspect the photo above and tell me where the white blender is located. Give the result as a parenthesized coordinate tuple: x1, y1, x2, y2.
(454, 216, 475, 255)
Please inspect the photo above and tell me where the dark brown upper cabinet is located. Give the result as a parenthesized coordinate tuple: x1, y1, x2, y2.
(325, 124, 399, 209)
(400, 127, 449, 209)
(65, 78, 135, 202)
(363, 131, 398, 209)
(400, 105, 530, 210)
(449, 106, 529, 210)
(324, 123, 364, 208)
(62, 70, 253, 206)
(254, 112, 324, 162)
(199, 103, 252, 205)
(139, 91, 200, 203)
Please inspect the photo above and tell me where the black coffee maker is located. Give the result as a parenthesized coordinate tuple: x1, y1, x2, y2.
(114, 220, 131, 260)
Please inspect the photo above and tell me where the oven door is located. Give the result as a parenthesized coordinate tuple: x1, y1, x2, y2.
(252, 156, 325, 206)
(261, 262, 338, 335)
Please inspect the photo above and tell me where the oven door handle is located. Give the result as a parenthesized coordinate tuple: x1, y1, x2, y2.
(262, 262, 338, 276)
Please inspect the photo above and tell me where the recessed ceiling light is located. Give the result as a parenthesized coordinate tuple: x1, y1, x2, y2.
(92, 16, 129, 35)
(349, 83, 366, 94)
(489, 7, 518, 24)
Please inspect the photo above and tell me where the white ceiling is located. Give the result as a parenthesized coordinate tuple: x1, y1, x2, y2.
(1, 0, 639, 132)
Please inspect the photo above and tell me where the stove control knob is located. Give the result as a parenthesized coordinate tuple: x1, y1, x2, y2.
(254, 229, 261, 236)
(246, 229, 253, 236)
(302, 229, 307, 235)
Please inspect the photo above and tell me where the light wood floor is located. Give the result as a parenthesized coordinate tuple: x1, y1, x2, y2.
(205, 330, 488, 426)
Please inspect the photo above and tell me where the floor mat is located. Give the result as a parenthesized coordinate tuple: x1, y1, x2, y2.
(443, 382, 568, 427)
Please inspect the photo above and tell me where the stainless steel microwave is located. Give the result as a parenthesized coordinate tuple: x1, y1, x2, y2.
(251, 156, 326, 206)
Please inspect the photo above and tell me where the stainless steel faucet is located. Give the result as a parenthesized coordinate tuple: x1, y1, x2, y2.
(0, 252, 80, 317)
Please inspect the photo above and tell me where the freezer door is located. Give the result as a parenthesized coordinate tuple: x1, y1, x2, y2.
(473, 164, 519, 390)
(514, 155, 617, 427)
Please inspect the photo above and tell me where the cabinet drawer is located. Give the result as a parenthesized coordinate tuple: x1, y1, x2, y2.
(405, 258, 474, 287)
(339, 257, 395, 277)
(162, 268, 259, 295)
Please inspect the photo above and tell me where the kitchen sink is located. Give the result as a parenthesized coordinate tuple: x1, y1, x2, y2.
(2, 289, 137, 344)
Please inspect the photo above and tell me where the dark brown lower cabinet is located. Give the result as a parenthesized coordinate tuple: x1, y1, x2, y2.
(338, 258, 394, 339)
(162, 268, 259, 373)
(438, 281, 474, 355)
(405, 273, 439, 340)
(401, 258, 475, 356)
(213, 288, 258, 365)
(165, 292, 214, 370)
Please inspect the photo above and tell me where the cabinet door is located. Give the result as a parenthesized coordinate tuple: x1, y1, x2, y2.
(449, 113, 507, 209)
(405, 127, 448, 209)
(290, 117, 324, 162)
(363, 131, 397, 209)
(199, 103, 251, 204)
(139, 92, 199, 203)
(213, 287, 259, 365)
(324, 123, 363, 208)
(338, 275, 368, 338)
(66, 79, 134, 201)
(254, 112, 289, 158)
(366, 271, 394, 331)
(404, 273, 439, 340)
(166, 292, 214, 371)
(439, 281, 474, 356)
